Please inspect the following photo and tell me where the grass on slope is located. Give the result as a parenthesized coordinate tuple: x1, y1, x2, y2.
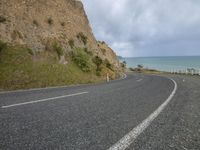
(0, 43, 104, 90)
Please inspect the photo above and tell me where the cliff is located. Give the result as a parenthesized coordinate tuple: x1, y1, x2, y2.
(0, 0, 123, 90)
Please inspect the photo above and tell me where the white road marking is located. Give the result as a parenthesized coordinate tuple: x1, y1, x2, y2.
(136, 79, 143, 82)
(1, 92, 88, 109)
(108, 78, 177, 150)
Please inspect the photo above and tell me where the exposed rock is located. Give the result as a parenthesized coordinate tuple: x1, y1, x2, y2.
(0, 0, 122, 72)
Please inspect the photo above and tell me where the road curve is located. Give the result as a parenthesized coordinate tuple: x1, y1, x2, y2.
(0, 73, 199, 150)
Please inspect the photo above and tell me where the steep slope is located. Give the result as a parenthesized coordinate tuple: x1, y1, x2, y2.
(0, 0, 123, 90)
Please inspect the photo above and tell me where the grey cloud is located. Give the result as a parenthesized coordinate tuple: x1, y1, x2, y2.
(82, 0, 200, 57)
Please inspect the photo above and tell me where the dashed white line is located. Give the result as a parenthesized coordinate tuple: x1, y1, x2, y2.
(108, 78, 177, 150)
(1, 91, 88, 109)
(136, 79, 143, 82)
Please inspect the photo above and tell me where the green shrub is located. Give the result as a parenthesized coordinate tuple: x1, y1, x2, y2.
(0, 16, 6, 23)
(47, 17, 53, 25)
(84, 48, 93, 56)
(137, 64, 143, 69)
(72, 48, 94, 72)
(77, 32, 88, 45)
(61, 22, 65, 26)
(68, 39, 74, 48)
(33, 20, 39, 26)
(0, 40, 7, 52)
(121, 61, 127, 68)
(104, 59, 113, 70)
(27, 48, 34, 55)
(93, 56, 103, 72)
(53, 43, 64, 58)
(96, 71, 101, 76)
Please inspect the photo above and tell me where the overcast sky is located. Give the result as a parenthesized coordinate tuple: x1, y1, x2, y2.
(82, 0, 200, 57)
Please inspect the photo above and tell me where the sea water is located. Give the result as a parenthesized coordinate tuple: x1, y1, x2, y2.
(120, 56, 200, 72)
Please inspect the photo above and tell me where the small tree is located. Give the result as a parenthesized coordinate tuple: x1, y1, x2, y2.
(137, 64, 143, 69)
(121, 61, 127, 68)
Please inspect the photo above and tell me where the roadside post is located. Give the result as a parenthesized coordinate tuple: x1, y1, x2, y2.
(191, 70, 194, 75)
(199, 70, 200, 76)
(106, 73, 110, 82)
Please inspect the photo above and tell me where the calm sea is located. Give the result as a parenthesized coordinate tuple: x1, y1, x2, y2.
(121, 56, 200, 72)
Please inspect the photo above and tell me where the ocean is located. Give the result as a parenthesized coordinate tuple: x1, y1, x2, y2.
(120, 56, 200, 72)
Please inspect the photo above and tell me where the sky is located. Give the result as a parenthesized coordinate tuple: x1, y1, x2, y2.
(82, 0, 200, 57)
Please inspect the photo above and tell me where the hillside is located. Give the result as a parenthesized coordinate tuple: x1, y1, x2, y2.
(0, 0, 123, 90)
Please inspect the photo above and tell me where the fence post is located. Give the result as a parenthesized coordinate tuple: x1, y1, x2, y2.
(191, 70, 194, 75)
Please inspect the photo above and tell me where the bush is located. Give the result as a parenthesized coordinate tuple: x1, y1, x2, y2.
(72, 48, 94, 72)
(121, 61, 127, 68)
(68, 39, 74, 48)
(47, 17, 53, 25)
(104, 59, 113, 70)
(93, 56, 103, 72)
(77, 32, 88, 45)
(84, 48, 93, 56)
(0, 16, 6, 23)
(137, 64, 143, 69)
(33, 20, 39, 26)
(0, 40, 7, 52)
(27, 48, 34, 55)
(61, 22, 65, 26)
(53, 43, 64, 58)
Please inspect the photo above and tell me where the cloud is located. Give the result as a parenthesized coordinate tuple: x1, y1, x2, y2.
(82, 0, 200, 57)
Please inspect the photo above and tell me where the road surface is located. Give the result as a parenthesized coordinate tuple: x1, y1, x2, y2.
(0, 73, 199, 150)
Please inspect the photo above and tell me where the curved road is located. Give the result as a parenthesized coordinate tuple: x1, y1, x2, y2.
(0, 73, 199, 149)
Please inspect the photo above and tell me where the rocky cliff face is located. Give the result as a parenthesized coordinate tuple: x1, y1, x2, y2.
(0, 0, 121, 70)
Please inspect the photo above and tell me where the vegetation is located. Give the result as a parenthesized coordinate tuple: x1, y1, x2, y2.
(137, 64, 144, 69)
(68, 39, 74, 48)
(72, 48, 94, 72)
(83, 48, 93, 56)
(47, 17, 53, 25)
(121, 61, 127, 68)
(0, 40, 7, 53)
(33, 20, 39, 26)
(61, 22, 65, 27)
(104, 59, 113, 70)
(0, 16, 6, 23)
(0, 44, 104, 90)
(11, 30, 23, 40)
(53, 43, 64, 58)
(77, 32, 88, 45)
(93, 56, 103, 76)
(27, 48, 34, 55)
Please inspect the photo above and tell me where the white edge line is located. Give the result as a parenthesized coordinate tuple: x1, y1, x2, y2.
(108, 77, 177, 150)
(1, 91, 88, 109)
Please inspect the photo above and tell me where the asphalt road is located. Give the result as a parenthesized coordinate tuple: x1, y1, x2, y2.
(0, 73, 199, 150)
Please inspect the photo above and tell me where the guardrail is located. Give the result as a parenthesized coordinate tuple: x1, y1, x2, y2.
(170, 68, 200, 75)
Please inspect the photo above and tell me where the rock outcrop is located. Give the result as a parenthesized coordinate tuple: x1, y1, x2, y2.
(0, 0, 122, 71)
